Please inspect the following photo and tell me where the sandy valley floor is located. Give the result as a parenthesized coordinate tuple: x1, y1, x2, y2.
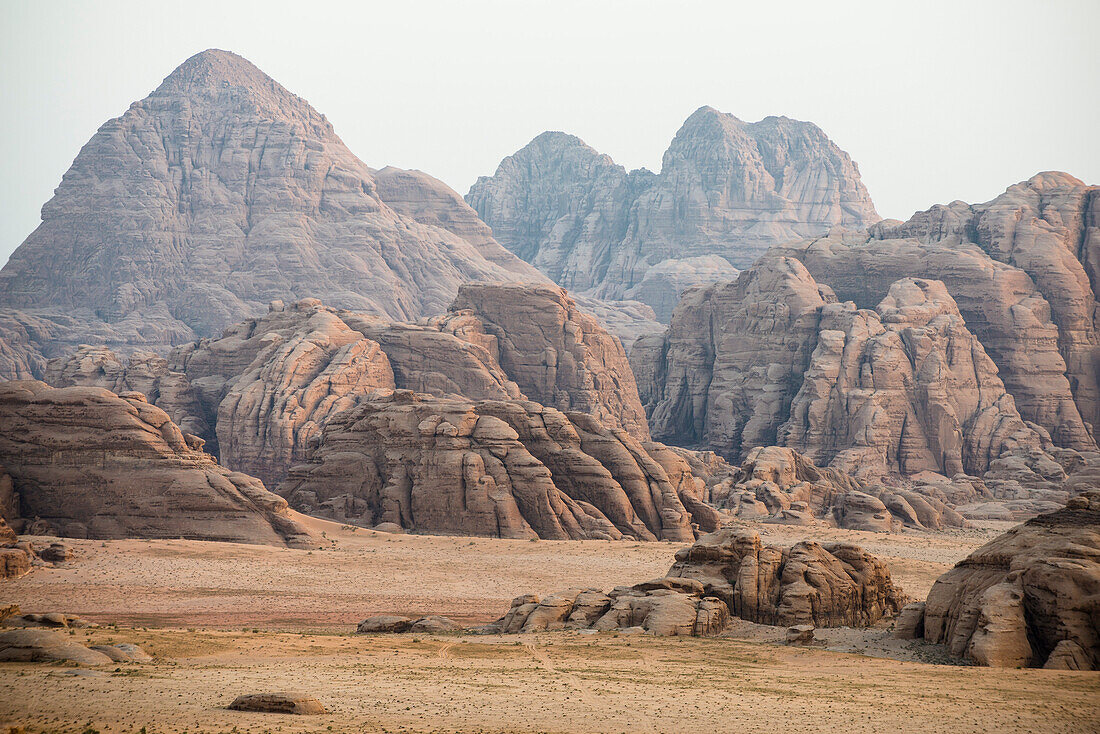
(2, 515, 1096, 733)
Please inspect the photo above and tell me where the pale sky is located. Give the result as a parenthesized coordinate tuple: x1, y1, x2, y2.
(1, 0, 1097, 266)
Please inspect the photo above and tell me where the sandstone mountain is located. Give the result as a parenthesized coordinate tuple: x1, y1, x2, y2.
(633, 256, 1093, 496)
(899, 488, 1100, 670)
(771, 172, 1098, 448)
(45, 284, 650, 489)
(466, 108, 879, 320)
(0, 380, 315, 547)
(279, 390, 713, 540)
(0, 49, 554, 378)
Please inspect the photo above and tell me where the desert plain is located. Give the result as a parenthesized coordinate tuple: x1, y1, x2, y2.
(1, 515, 1096, 734)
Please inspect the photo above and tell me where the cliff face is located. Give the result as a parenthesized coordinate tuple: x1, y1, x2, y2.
(279, 391, 704, 540)
(769, 172, 1098, 448)
(634, 257, 1066, 480)
(0, 49, 547, 378)
(467, 107, 878, 320)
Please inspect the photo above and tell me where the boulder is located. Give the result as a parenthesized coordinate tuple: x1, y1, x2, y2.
(919, 488, 1100, 668)
(0, 629, 113, 665)
(356, 616, 414, 634)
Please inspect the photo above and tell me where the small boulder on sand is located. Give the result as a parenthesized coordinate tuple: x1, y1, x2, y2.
(0, 629, 112, 665)
(228, 693, 327, 715)
(786, 625, 815, 645)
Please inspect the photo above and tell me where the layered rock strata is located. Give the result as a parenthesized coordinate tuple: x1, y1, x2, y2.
(635, 257, 1062, 483)
(0, 49, 546, 378)
(902, 489, 1100, 670)
(278, 390, 705, 540)
(0, 380, 314, 547)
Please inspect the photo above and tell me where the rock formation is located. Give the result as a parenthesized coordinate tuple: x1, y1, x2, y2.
(0, 380, 315, 547)
(466, 108, 879, 318)
(903, 488, 1100, 670)
(44, 345, 209, 437)
(279, 390, 707, 540)
(171, 299, 397, 487)
(771, 172, 1098, 449)
(668, 527, 907, 627)
(0, 48, 546, 379)
(491, 526, 905, 634)
(447, 284, 651, 441)
(635, 257, 1064, 485)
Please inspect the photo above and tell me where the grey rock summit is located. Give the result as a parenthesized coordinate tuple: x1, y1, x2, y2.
(0, 49, 548, 376)
(466, 107, 879, 320)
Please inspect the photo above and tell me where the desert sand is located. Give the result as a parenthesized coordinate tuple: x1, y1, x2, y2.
(4, 515, 1096, 733)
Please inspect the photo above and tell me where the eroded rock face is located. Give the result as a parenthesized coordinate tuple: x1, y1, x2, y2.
(772, 173, 1099, 450)
(668, 527, 907, 627)
(494, 527, 905, 633)
(44, 345, 209, 438)
(919, 489, 1100, 669)
(448, 284, 651, 441)
(636, 258, 1058, 484)
(172, 300, 396, 487)
(0, 380, 315, 547)
(494, 580, 731, 636)
(466, 108, 878, 318)
(0, 48, 546, 378)
(279, 391, 702, 541)
(872, 172, 1099, 438)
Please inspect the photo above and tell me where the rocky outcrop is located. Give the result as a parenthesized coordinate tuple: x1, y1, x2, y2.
(279, 390, 705, 540)
(772, 173, 1098, 449)
(172, 300, 396, 487)
(0, 49, 546, 379)
(493, 527, 905, 633)
(466, 108, 879, 318)
(667, 527, 907, 627)
(447, 284, 651, 441)
(44, 345, 209, 437)
(871, 172, 1099, 438)
(164, 285, 647, 486)
(909, 489, 1100, 669)
(0, 380, 315, 547)
(494, 580, 731, 636)
(636, 257, 1059, 484)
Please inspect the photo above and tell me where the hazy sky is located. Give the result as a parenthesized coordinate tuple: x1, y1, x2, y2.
(2, 0, 1097, 266)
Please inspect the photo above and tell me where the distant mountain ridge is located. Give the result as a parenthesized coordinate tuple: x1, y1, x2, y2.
(466, 106, 879, 320)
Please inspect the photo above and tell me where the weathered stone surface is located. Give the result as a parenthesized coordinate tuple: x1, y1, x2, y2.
(920, 489, 1100, 669)
(45, 345, 209, 438)
(356, 616, 414, 634)
(0, 49, 547, 379)
(279, 391, 701, 540)
(172, 299, 396, 487)
(448, 284, 650, 441)
(667, 527, 907, 627)
(0, 380, 315, 547)
(772, 175, 1099, 452)
(786, 625, 815, 644)
(637, 258, 1063, 490)
(494, 527, 903, 634)
(494, 580, 730, 637)
(0, 629, 113, 665)
(871, 172, 1099, 439)
(467, 109, 878, 318)
(228, 693, 327, 715)
(89, 643, 153, 663)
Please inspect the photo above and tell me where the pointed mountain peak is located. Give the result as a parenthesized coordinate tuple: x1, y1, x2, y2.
(157, 49, 274, 93)
(144, 49, 328, 131)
